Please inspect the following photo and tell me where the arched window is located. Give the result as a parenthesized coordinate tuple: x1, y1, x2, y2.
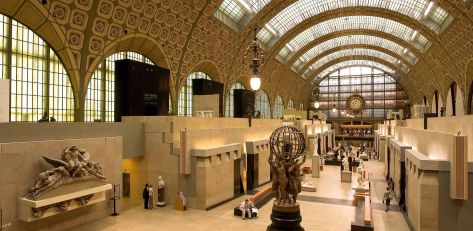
(273, 95, 283, 119)
(447, 82, 457, 116)
(434, 90, 439, 115)
(469, 81, 473, 115)
(225, 83, 245, 117)
(287, 99, 294, 109)
(178, 72, 211, 116)
(299, 103, 304, 111)
(318, 66, 408, 118)
(85, 52, 153, 122)
(255, 91, 271, 119)
(0, 15, 74, 122)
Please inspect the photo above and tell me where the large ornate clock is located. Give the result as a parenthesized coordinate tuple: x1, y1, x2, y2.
(345, 93, 366, 115)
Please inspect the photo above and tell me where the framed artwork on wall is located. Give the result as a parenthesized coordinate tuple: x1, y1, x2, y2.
(123, 173, 130, 197)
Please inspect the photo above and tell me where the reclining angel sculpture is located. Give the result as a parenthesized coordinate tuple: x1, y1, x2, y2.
(27, 145, 106, 200)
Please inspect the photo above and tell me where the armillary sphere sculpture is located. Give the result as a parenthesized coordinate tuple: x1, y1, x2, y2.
(267, 126, 306, 231)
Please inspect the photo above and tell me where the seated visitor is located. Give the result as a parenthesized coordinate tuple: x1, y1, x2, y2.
(239, 199, 252, 220)
(248, 198, 258, 217)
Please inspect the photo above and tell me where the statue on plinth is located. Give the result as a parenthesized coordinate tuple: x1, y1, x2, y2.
(342, 156, 349, 172)
(156, 176, 166, 207)
(267, 126, 306, 231)
(356, 166, 365, 189)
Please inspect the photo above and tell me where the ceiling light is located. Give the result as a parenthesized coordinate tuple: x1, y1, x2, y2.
(250, 76, 261, 91)
(403, 48, 408, 54)
(424, 2, 434, 16)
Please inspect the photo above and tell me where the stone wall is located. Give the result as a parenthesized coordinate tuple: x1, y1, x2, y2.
(0, 137, 122, 231)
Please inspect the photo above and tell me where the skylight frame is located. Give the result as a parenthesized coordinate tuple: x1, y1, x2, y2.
(214, 0, 271, 30)
(261, 0, 451, 37)
(311, 60, 398, 82)
(277, 16, 431, 62)
(303, 48, 408, 78)
(292, 35, 418, 72)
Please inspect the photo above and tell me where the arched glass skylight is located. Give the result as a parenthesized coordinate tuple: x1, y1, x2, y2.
(259, 0, 450, 38)
(276, 16, 431, 62)
(314, 60, 397, 82)
(214, 0, 270, 30)
(302, 48, 409, 79)
(291, 35, 418, 72)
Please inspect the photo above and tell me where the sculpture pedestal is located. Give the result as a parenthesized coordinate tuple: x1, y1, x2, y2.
(341, 171, 352, 183)
(157, 188, 166, 207)
(267, 201, 304, 231)
(312, 154, 320, 178)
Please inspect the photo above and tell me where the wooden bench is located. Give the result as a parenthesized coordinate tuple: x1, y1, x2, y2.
(234, 186, 273, 217)
(351, 195, 373, 231)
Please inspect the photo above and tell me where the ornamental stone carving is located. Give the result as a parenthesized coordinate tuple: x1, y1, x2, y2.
(97, 0, 113, 18)
(126, 12, 140, 29)
(144, 3, 157, 18)
(70, 10, 87, 30)
(112, 6, 127, 24)
(93, 18, 108, 36)
(50, 2, 69, 24)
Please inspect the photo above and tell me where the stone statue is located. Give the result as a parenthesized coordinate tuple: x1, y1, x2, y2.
(27, 145, 106, 200)
(27, 166, 70, 198)
(356, 166, 365, 188)
(342, 157, 349, 172)
(157, 176, 166, 207)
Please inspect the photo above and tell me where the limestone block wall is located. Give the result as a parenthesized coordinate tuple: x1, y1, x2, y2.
(405, 155, 440, 231)
(254, 141, 271, 186)
(427, 115, 473, 160)
(0, 137, 122, 231)
(379, 136, 386, 162)
(406, 118, 424, 130)
(438, 171, 473, 231)
(395, 126, 453, 160)
(193, 94, 219, 117)
(194, 149, 239, 210)
(121, 116, 282, 208)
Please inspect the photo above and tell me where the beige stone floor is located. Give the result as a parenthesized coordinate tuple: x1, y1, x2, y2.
(71, 160, 410, 231)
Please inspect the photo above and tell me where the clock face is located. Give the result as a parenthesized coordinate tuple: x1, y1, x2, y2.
(350, 98, 363, 110)
(346, 94, 365, 115)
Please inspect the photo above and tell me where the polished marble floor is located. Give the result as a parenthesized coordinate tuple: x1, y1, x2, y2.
(71, 159, 410, 231)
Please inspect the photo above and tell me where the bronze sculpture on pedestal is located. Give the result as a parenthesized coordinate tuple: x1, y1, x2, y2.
(267, 126, 306, 231)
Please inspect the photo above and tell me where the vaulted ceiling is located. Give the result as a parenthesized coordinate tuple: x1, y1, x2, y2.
(2, 0, 473, 118)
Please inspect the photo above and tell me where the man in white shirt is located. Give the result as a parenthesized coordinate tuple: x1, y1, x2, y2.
(239, 199, 251, 220)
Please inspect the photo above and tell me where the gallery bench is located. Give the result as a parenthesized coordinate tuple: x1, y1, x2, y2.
(351, 195, 373, 231)
(233, 185, 273, 217)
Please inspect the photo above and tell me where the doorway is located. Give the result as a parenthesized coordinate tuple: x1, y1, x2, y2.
(400, 161, 406, 211)
(386, 148, 391, 180)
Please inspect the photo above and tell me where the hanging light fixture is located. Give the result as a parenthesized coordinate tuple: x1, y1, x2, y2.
(332, 104, 337, 113)
(244, 25, 264, 91)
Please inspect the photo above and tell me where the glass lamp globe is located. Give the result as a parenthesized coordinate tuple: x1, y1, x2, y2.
(332, 107, 337, 113)
(314, 101, 320, 109)
(250, 77, 261, 91)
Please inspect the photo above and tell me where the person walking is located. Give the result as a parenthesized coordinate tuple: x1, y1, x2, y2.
(143, 183, 149, 209)
(383, 187, 394, 212)
(148, 184, 154, 209)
